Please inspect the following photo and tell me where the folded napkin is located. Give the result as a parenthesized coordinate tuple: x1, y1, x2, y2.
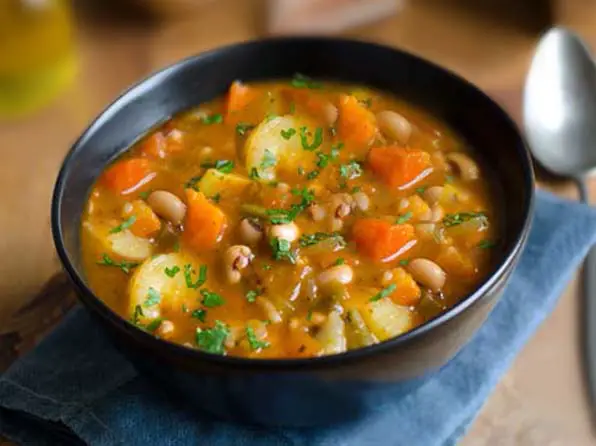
(2, 190, 596, 446)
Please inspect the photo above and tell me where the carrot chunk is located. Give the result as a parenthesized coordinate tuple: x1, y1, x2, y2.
(337, 94, 377, 147)
(368, 146, 432, 189)
(123, 200, 161, 238)
(183, 189, 227, 251)
(387, 267, 421, 306)
(226, 81, 257, 119)
(100, 158, 155, 195)
(352, 218, 415, 262)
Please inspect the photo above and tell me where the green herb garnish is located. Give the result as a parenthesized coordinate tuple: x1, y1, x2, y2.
(145, 318, 163, 332)
(200, 289, 225, 308)
(443, 212, 488, 228)
(339, 160, 362, 179)
(185, 175, 202, 191)
(236, 122, 255, 136)
(316, 151, 331, 168)
(334, 258, 345, 266)
(131, 304, 144, 325)
(297, 166, 305, 176)
(144, 287, 161, 307)
(164, 265, 180, 278)
(306, 310, 313, 321)
(245, 289, 260, 303)
(445, 175, 455, 184)
(270, 237, 297, 264)
(280, 128, 296, 140)
(415, 186, 427, 195)
(246, 326, 270, 350)
(201, 113, 223, 125)
(184, 264, 207, 289)
(291, 73, 322, 89)
(195, 321, 229, 354)
(396, 211, 413, 224)
(191, 309, 207, 322)
(139, 190, 151, 199)
(109, 216, 136, 234)
(370, 284, 397, 302)
(299, 127, 323, 151)
(299, 232, 346, 248)
(289, 101, 296, 114)
(478, 240, 496, 249)
(200, 159, 235, 173)
(261, 149, 276, 169)
(210, 193, 221, 204)
(266, 187, 314, 224)
(249, 167, 260, 180)
(399, 259, 410, 266)
(306, 170, 320, 180)
(97, 254, 139, 274)
(262, 264, 272, 271)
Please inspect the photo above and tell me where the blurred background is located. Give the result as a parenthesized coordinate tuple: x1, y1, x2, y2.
(1, 0, 596, 444)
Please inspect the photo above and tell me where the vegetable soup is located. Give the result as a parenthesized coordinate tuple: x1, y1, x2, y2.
(81, 76, 497, 358)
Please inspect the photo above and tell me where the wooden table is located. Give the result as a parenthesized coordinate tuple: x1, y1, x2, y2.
(2, 1, 596, 443)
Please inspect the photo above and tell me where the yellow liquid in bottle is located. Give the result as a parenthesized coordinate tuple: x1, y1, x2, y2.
(0, 0, 76, 117)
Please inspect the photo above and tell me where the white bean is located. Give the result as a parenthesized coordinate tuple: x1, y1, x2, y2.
(408, 258, 446, 292)
(377, 110, 413, 145)
(223, 245, 253, 284)
(239, 218, 263, 245)
(446, 152, 479, 181)
(147, 190, 186, 225)
(352, 191, 370, 211)
(309, 203, 327, 222)
(423, 186, 444, 205)
(317, 264, 354, 287)
(268, 222, 299, 243)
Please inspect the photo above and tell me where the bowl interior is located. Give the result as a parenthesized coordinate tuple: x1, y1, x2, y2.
(52, 37, 534, 363)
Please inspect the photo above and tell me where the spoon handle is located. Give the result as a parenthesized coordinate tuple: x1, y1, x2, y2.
(578, 179, 596, 412)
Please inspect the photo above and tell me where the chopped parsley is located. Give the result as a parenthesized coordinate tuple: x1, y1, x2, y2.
(280, 128, 296, 140)
(415, 186, 427, 194)
(262, 264, 272, 271)
(299, 127, 323, 151)
(370, 284, 397, 302)
(109, 216, 136, 234)
(200, 159, 235, 173)
(138, 190, 151, 199)
(200, 289, 225, 308)
(260, 149, 277, 169)
(270, 237, 297, 264)
(265, 112, 278, 122)
(334, 257, 345, 266)
(201, 113, 223, 125)
(249, 168, 260, 180)
(164, 265, 180, 278)
(351, 186, 362, 193)
(443, 212, 488, 228)
(195, 321, 229, 355)
(145, 318, 163, 332)
(182, 303, 188, 313)
(339, 160, 362, 179)
(291, 73, 322, 89)
(399, 259, 410, 266)
(236, 122, 254, 136)
(396, 211, 413, 224)
(478, 240, 496, 249)
(330, 142, 344, 159)
(316, 151, 331, 168)
(144, 287, 161, 307)
(184, 264, 207, 289)
(266, 187, 314, 224)
(97, 254, 138, 274)
(299, 232, 346, 248)
(185, 175, 202, 191)
(297, 166, 305, 176)
(306, 310, 313, 321)
(131, 305, 144, 325)
(210, 193, 221, 204)
(191, 308, 207, 322)
(246, 326, 270, 350)
(245, 289, 261, 303)
(306, 170, 320, 180)
(289, 101, 296, 114)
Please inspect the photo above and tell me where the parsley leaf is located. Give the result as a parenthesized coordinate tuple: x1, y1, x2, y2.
(246, 326, 270, 350)
(245, 289, 261, 303)
(291, 73, 322, 89)
(184, 264, 207, 289)
(396, 211, 413, 224)
(289, 101, 296, 114)
(201, 113, 223, 125)
(164, 265, 180, 278)
(200, 160, 235, 173)
(131, 305, 144, 325)
(191, 308, 207, 322)
(260, 149, 276, 169)
(280, 128, 296, 140)
(145, 318, 163, 332)
(266, 188, 314, 224)
(339, 160, 363, 179)
(236, 122, 255, 136)
(97, 254, 139, 274)
(139, 190, 151, 199)
(478, 240, 496, 249)
(299, 127, 323, 151)
(270, 237, 296, 264)
(306, 310, 313, 321)
(210, 193, 221, 204)
(195, 321, 229, 355)
(334, 257, 345, 266)
(249, 167, 260, 180)
(299, 232, 346, 248)
(306, 170, 320, 180)
(415, 186, 428, 194)
(370, 284, 397, 302)
(200, 289, 225, 307)
(316, 151, 330, 168)
(144, 287, 161, 307)
(109, 216, 136, 234)
(185, 175, 202, 191)
(399, 259, 410, 266)
(443, 212, 488, 228)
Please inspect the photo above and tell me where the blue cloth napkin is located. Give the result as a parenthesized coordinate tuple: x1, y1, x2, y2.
(2, 190, 596, 446)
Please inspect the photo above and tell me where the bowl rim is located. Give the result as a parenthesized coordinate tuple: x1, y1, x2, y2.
(51, 36, 535, 371)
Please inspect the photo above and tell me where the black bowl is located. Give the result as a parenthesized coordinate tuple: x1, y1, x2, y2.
(51, 37, 534, 427)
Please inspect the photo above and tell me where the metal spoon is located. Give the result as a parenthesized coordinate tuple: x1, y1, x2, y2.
(523, 27, 596, 415)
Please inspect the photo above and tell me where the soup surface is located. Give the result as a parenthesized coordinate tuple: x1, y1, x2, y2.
(81, 76, 497, 358)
